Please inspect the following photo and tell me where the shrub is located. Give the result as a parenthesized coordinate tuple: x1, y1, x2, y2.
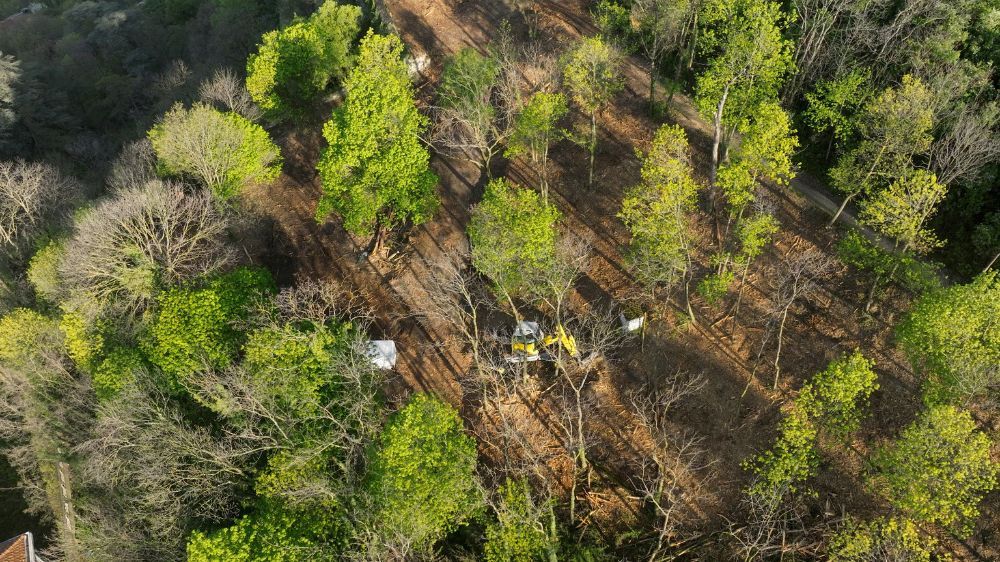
(746, 406, 818, 497)
(836, 230, 941, 294)
(484, 478, 552, 562)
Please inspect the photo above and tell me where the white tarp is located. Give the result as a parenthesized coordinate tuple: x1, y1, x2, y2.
(619, 313, 645, 333)
(367, 340, 397, 370)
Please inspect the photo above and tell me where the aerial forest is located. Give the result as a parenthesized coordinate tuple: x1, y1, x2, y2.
(0, 0, 997, 560)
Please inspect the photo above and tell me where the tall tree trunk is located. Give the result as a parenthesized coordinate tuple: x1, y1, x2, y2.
(710, 86, 730, 186)
(983, 250, 1000, 273)
(649, 59, 657, 116)
(773, 304, 790, 389)
(588, 110, 597, 187)
(828, 191, 856, 226)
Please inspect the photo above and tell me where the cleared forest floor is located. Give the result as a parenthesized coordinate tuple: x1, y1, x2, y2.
(242, 1, 998, 558)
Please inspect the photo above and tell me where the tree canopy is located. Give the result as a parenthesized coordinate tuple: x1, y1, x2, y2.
(316, 31, 438, 239)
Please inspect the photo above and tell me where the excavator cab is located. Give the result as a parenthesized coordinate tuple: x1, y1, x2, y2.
(509, 321, 579, 363)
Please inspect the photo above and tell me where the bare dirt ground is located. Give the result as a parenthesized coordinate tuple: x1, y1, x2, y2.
(243, 1, 999, 558)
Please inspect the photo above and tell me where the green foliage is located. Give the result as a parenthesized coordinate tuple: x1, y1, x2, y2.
(27, 239, 65, 305)
(619, 124, 700, 289)
(365, 393, 481, 550)
(798, 351, 878, 439)
(836, 231, 942, 294)
(872, 405, 997, 536)
(694, 0, 793, 132)
(0, 308, 59, 369)
(828, 75, 934, 201)
(735, 101, 798, 188)
(803, 69, 871, 152)
(186, 500, 343, 562)
(735, 213, 779, 262)
(316, 31, 438, 236)
(897, 271, 1000, 403)
(827, 517, 935, 562)
(859, 170, 948, 255)
(562, 36, 624, 117)
(506, 92, 568, 163)
(246, 1, 362, 116)
(148, 103, 283, 199)
(92, 346, 147, 401)
(59, 309, 104, 374)
(469, 178, 561, 300)
(143, 267, 274, 391)
(254, 450, 332, 502)
(591, 0, 633, 45)
(484, 479, 552, 562)
(438, 47, 499, 118)
(746, 406, 818, 497)
(240, 321, 349, 418)
(697, 271, 734, 306)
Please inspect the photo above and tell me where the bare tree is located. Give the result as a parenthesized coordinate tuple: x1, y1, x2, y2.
(60, 180, 233, 326)
(729, 482, 806, 562)
(759, 247, 834, 389)
(433, 27, 522, 179)
(0, 160, 79, 260)
(106, 138, 158, 193)
(198, 68, 263, 122)
(929, 101, 1000, 187)
(628, 374, 711, 561)
(73, 384, 257, 561)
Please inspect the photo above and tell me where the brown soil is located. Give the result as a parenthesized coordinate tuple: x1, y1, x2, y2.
(241, 1, 999, 559)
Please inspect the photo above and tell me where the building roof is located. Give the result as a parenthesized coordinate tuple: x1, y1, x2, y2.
(0, 533, 42, 562)
(0, 534, 27, 562)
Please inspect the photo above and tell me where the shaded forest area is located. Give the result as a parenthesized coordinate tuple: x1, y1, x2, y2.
(0, 0, 998, 561)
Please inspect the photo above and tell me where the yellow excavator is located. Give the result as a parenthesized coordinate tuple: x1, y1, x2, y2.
(510, 321, 579, 363)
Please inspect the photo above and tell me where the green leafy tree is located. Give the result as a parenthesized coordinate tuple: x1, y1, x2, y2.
(798, 351, 878, 439)
(860, 170, 948, 257)
(246, 1, 362, 116)
(827, 75, 934, 225)
(729, 212, 779, 327)
(148, 103, 282, 199)
(506, 91, 568, 200)
(694, 0, 793, 185)
(469, 178, 561, 308)
(0, 308, 60, 370)
(562, 36, 625, 186)
(484, 479, 555, 562)
(92, 346, 147, 401)
(859, 170, 948, 310)
(186, 500, 343, 562)
(364, 393, 481, 552)
(27, 239, 65, 305)
(897, 271, 1000, 403)
(827, 517, 935, 562)
(143, 267, 274, 391)
(619, 124, 701, 316)
(872, 405, 997, 536)
(316, 31, 438, 248)
(746, 405, 818, 497)
(803, 69, 871, 160)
